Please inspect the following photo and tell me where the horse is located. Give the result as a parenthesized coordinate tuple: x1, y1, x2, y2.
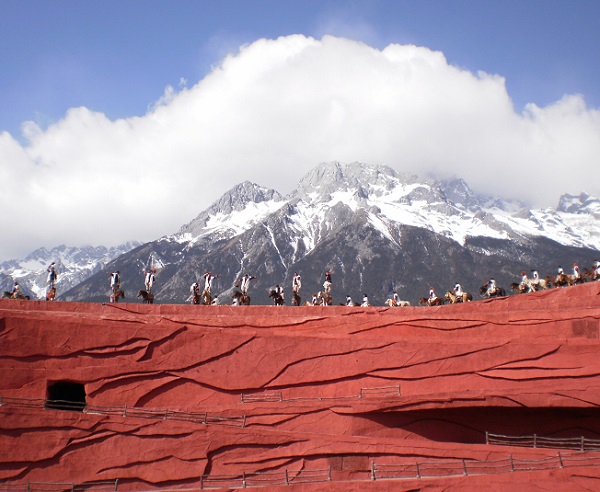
(232, 290, 251, 305)
(46, 287, 56, 301)
(419, 297, 443, 306)
(2, 291, 30, 300)
(317, 291, 333, 306)
(201, 289, 212, 306)
(110, 289, 125, 303)
(269, 289, 285, 306)
(384, 299, 411, 307)
(479, 282, 506, 298)
(137, 290, 154, 304)
(444, 291, 472, 304)
(511, 282, 531, 294)
(546, 274, 570, 288)
(291, 291, 302, 306)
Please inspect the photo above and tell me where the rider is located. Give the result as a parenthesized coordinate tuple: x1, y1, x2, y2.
(530, 270, 540, 290)
(557, 266, 564, 276)
(203, 271, 217, 295)
(453, 282, 463, 301)
(346, 295, 354, 306)
(144, 268, 155, 293)
(428, 287, 437, 304)
(361, 294, 369, 307)
(292, 272, 302, 294)
(486, 278, 497, 297)
(47, 262, 58, 289)
(572, 263, 581, 282)
(392, 290, 400, 306)
(275, 284, 284, 302)
(190, 281, 200, 304)
(311, 293, 318, 305)
(110, 271, 120, 294)
(519, 271, 530, 292)
(10, 281, 22, 298)
(239, 274, 255, 295)
(323, 270, 332, 294)
(594, 260, 600, 281)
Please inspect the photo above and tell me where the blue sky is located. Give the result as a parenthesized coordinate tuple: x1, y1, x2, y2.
(2, 0, 598, 136)
(1, 0, 599, 260)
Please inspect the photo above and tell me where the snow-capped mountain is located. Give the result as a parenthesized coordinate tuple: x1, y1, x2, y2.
(63, 162, 600, 305)
(1, 242, 141, 299)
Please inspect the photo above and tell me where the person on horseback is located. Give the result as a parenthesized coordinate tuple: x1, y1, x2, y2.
(274, 283, 284, 303)
(190, 281, 200, 304)
(346, 295, 354, 306)
(10, 281, 22, 299)
(428, 287, 437, 305)
(292, 272, 302, 294)
(47, 262, 57, 289)
(392, 290, 400, 307)
(557, 266, 564, 276)
(311, 293, 318, 305)
(530, 270, 540, 290)
(203, 271, 217, 295)
(486, 278, 497, 297)
(519, 271, 530, 292)
(594, 261, 600, 281)
(453, 283, 463, 301)
(144, 268, 155, 293)
(239, 274, 256, 295)
(323, 270, 332, 294)
(361, 294, 369, 307)
(572, 263, 581, 282)
(110, 271, 120, 294)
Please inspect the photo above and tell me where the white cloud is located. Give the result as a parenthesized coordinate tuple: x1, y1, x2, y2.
(1, 34, 599, 260)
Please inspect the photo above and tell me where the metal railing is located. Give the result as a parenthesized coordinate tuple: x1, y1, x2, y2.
(486, 432, 600, 451)
(0, 396, 245, 427)
(240, 385, 401, 404)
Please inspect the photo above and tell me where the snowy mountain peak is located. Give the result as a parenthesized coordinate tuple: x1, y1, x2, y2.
(177, 181, 284, 241)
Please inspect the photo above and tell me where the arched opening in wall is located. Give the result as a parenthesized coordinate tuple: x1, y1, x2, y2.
(45, 381, 86, 412)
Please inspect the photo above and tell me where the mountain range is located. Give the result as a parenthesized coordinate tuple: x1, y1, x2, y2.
(0, 243, 141, 299)
(52, 161, 600, 306)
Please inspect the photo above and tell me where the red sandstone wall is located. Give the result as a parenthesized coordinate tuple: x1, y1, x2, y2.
(1, 283, 600, 489)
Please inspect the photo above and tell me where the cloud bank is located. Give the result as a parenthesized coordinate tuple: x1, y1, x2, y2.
(2, 35, 599, 260)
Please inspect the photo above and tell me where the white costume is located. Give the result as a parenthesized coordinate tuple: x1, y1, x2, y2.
(292, 273, 301, 293)
(145, 271, 155, 292)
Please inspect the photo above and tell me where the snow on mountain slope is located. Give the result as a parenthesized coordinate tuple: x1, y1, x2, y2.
(161, 161, 600, 257)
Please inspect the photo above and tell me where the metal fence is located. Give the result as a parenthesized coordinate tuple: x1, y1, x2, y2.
(0, 396, 245, 427)
(486, 432, 600, 451)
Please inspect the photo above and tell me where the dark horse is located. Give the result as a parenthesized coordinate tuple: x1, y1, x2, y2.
(269, 289, 285, 306)
(291, 291, 302, 306)
(232, 290, 251, 305)
(479, 282, 506, 298)
(137, 290, 154, 304)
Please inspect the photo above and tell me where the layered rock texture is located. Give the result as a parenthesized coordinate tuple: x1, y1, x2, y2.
(2, 283, 600, 490)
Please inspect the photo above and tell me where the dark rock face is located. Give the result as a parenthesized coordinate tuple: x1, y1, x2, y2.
(2, 283, 600, 489)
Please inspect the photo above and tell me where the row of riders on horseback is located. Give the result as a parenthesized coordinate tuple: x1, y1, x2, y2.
(5, 261, 600, 306)
(417, 262, 600, 307)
